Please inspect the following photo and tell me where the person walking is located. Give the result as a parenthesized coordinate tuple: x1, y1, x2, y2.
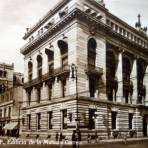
(59, 132, 63, 148)
(72, 130, 77, 148)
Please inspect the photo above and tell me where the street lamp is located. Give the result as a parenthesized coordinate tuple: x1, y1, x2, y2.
(71, 64, 80, 147)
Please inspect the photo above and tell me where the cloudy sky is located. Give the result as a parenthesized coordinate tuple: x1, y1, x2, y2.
(0, 0, 147, 73)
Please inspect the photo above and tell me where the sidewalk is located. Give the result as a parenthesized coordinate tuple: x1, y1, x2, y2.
(78, 137, 148, 146)
(0, 136, 148, 145)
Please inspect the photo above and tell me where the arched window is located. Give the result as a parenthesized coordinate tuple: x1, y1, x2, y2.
(87, 38, 97, 68)
(87, 38, 97, 97)
(58, 40, 68, 68)
(58, 40, 68, 55)
(28, 61, 33, 73)
(88, 38, 97, 51)
(45, 49, 54, 73)
(37, 55, 42, 78)
(28, 61, 33, 81)
(37, 55, 42, 68)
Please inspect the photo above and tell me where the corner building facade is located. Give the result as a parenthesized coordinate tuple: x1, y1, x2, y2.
(21, 0, 148, 140)
(0, 63, 24, 137)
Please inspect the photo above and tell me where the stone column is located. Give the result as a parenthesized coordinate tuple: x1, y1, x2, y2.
(116, 52, 123, 103)
(143, 64, 148, 105)
(130, 59, 138, 105)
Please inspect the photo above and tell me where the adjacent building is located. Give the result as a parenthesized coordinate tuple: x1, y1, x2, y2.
(20, 0, 148, 141)
(0, 63, 23, 137)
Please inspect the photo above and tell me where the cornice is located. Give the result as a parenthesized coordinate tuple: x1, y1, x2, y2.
(106, 11, 148, 41)
(20, 8, 79, 55)
(20, 8, 148, 58)
(76, 10, 148, 56)
(23, 0, 70, 40)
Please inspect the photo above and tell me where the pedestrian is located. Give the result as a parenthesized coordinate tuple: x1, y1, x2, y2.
(72, 130, 77, 148)
(95, 132, 98, 143)
(59, 132, 63, 148)
(56, 132, 59, 142)
(124, 133, 127, 145)
(87, 134, 91, 143)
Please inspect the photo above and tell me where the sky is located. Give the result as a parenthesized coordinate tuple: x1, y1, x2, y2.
(0, 0, 147, 73)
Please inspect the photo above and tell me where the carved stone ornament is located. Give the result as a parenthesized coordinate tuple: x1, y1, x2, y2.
(89, 24, 97, 35)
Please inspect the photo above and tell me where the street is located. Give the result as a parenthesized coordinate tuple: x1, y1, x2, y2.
(0, 139, 148, 148)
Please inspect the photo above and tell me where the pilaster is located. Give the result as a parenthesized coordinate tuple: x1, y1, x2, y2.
(143, 64, 148, 106)
(131, 58, 138, 105)
(116, 51, 123, 103)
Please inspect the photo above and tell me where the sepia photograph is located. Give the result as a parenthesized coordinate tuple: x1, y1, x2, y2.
(0, 0, 148, 147)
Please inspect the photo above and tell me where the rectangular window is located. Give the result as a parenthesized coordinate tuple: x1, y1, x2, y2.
(62, 80, 66, 97)
(28, 91, 31, 105)
(27, 114, 31, 130)
(37, 88, 41, 103)
(4, 108, 6, 118)
(0, 109, 2, 118)
(111, 112, 117, 129)
(129, 113, 133, 129)
(62, 109, 67, 129)
(8, 107, 11, 118)
(48, 85, 52, 100)
(48, 111, 53, 129)
(88, 109, 96, 129)
(37, 113, 41, 130)
(89, 78, 96, 97)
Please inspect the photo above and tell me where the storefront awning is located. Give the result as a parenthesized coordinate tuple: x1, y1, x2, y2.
(3, 122, 18, 130)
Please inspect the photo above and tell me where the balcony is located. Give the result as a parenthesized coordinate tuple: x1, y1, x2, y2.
(24, 71, 54, 89)
(42, 70, 55, 84)
(54, 65, 70, 81)
(85, 65, 103, 78)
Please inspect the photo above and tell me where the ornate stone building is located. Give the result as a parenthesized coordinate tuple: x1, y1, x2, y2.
(0, 63, 23, 137)
(20, 0, 148, 140)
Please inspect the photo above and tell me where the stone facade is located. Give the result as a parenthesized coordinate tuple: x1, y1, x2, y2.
(20, 0, 148, 141)
(0, 63, 23, 137)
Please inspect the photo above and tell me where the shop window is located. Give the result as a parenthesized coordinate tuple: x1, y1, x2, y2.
(111, 111, 117, 129)
(37, 113, 41, 130)
(129, 113, 133, 130)
(27, 114, 31, 130)
(48, 111, 53, 129)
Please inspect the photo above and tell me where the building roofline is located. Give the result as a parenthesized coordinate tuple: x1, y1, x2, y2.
(23, 0, 70, 40)
(107, 11, 148, 40)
